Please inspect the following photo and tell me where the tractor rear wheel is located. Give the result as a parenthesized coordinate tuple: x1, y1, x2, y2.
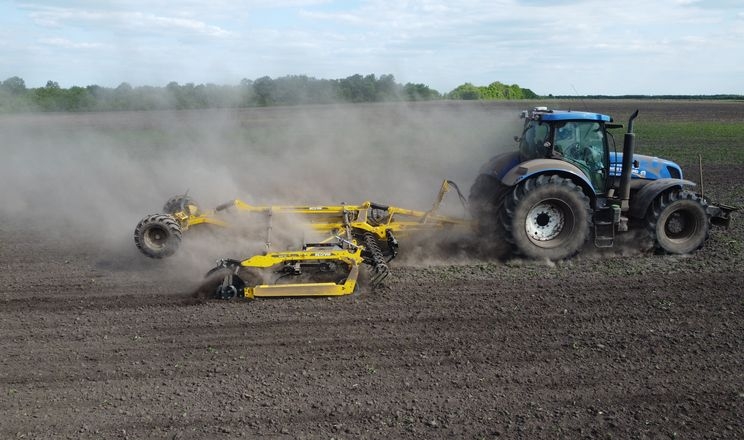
(502, 175, 592, 260)
(468, 174, 512, 258)
(134, 214, 182, 258)
(645, 190, 709, 254)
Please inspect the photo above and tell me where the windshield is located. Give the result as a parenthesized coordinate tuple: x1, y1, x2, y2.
(552, 120, 608, 191)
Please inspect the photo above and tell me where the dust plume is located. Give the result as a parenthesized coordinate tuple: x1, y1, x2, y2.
(0, 102, 524, 277)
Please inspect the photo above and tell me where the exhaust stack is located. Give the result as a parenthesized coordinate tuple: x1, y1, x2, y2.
(619, 109, 639, 211)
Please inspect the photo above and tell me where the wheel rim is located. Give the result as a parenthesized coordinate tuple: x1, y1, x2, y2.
(143, 225, 169, 250)
(664, 209, 697, 242)
(525, 200, 572, 246)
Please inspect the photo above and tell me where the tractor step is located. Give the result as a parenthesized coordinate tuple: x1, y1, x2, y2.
(594, 221, 615, 248)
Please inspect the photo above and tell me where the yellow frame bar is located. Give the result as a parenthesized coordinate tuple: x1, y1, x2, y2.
(240, 247, 363, 298)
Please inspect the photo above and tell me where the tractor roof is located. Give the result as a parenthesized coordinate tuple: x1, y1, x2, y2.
(526, 107, 613, 123)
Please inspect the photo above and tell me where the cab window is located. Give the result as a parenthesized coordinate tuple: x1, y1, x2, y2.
(553, 121, 607, 191)
(518, 120, 549, 160)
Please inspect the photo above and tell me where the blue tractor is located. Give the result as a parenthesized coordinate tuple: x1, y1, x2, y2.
(469, 107, 734, 260)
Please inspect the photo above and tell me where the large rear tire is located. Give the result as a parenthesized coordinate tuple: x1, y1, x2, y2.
(468, 174, 512, 258)
(134, 214, 182, 258)
(502, 175, 592, 260)
(645, 190, 709, 254)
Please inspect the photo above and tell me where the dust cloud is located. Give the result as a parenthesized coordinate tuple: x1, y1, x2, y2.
(0, 102, 523, 274)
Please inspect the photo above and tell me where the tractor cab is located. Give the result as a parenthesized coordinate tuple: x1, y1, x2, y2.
(518, 108, 611, 193)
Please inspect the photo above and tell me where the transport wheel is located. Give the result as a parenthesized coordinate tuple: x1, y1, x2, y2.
(468, 174, 512, 258)
(502, 174, 592, 260)
(192, 267, 262, 301)
(162, 195, 199, 215)
(133, 214, 182, 258)
(645, 190, 709, 254)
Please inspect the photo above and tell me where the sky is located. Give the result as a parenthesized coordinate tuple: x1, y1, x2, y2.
(0, 0, 742, 95)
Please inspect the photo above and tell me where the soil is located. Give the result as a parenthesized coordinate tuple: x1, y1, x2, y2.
(1, 102, 743, 439)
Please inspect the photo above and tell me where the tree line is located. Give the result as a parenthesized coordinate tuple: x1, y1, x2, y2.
(546, 94, 743, 100)
(0, 74, 538, 113)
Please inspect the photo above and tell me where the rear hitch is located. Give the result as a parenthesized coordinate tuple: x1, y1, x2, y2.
(708, 203, 738, 228)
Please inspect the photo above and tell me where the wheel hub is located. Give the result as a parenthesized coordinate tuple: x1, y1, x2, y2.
(665, 210, 693, 239)
(525, 201, 565, 242)
(217, 284, 239, 300)
(144, 227, 168, 249)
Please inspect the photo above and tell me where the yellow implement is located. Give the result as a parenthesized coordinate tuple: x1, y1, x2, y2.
(134, 180, 470, 259)
(134, 180, 471, 299)
(183, 179, 466, 238)
(193, 241, 366, 300)
(178, 180, 471, 300)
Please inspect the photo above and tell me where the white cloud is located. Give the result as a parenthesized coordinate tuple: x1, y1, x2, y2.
(27, 5, 232, 38)
(37, 37, 103, 49)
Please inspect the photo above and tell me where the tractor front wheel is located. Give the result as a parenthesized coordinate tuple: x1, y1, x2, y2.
(502, 175, 592, 260)
(646, 190, 709, 254)
(134, 214, 182, 258)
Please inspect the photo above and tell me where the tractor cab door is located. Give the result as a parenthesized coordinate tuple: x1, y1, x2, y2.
(518, 119, 550, 161)
(552, 121, 608, 193)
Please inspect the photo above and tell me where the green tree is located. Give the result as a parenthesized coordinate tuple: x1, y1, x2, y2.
(1, 76, 26, 94)
(65, 86, 93, 110)
(448, 83, 481, 100)
(447, 81, 537, 101)
(33, 80, 64, 111)
(253, 76, 276, 106)
(375, 74, 398, 101)
(338, 74, 370, 102)
(403, 83, 440, 101)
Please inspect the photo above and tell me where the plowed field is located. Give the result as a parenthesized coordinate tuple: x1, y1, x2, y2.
(1, 101, 742, 439)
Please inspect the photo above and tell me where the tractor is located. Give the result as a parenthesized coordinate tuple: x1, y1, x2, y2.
(468, 107, 734, 260)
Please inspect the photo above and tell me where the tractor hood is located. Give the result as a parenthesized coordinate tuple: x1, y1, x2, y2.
(609, 152, 683, 180)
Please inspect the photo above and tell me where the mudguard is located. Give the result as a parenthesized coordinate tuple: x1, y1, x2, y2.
(628, 178, 697, 219)
(477, 151, 521, 180)
(499, 158, 595, 195)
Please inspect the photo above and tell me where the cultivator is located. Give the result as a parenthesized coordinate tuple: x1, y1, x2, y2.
(193, 239, 367, 300)
(135, 181, 470, 299)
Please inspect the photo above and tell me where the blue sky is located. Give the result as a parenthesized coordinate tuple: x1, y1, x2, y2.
(1, 0, 742, 95)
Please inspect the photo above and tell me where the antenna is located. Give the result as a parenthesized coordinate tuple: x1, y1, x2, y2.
(698, 154, 705, 199)
(570, 84, 588, 111)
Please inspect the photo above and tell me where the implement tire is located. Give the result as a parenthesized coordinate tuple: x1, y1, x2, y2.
(192, 267, 263, 301)
(502, 174, 592, 260)
(134, 214, 182, 258)
(646, 190, 709, 254)
(163, 195, 198, 215)
(468, 174, 512, 259)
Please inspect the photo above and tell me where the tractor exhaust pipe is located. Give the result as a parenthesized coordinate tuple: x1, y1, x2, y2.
(619, 109, 640, 211)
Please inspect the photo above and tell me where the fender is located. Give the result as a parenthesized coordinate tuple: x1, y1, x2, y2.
(499, 158, 596, 195)
(628, 178, 697, 219)
(478, 151, 521, 180)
